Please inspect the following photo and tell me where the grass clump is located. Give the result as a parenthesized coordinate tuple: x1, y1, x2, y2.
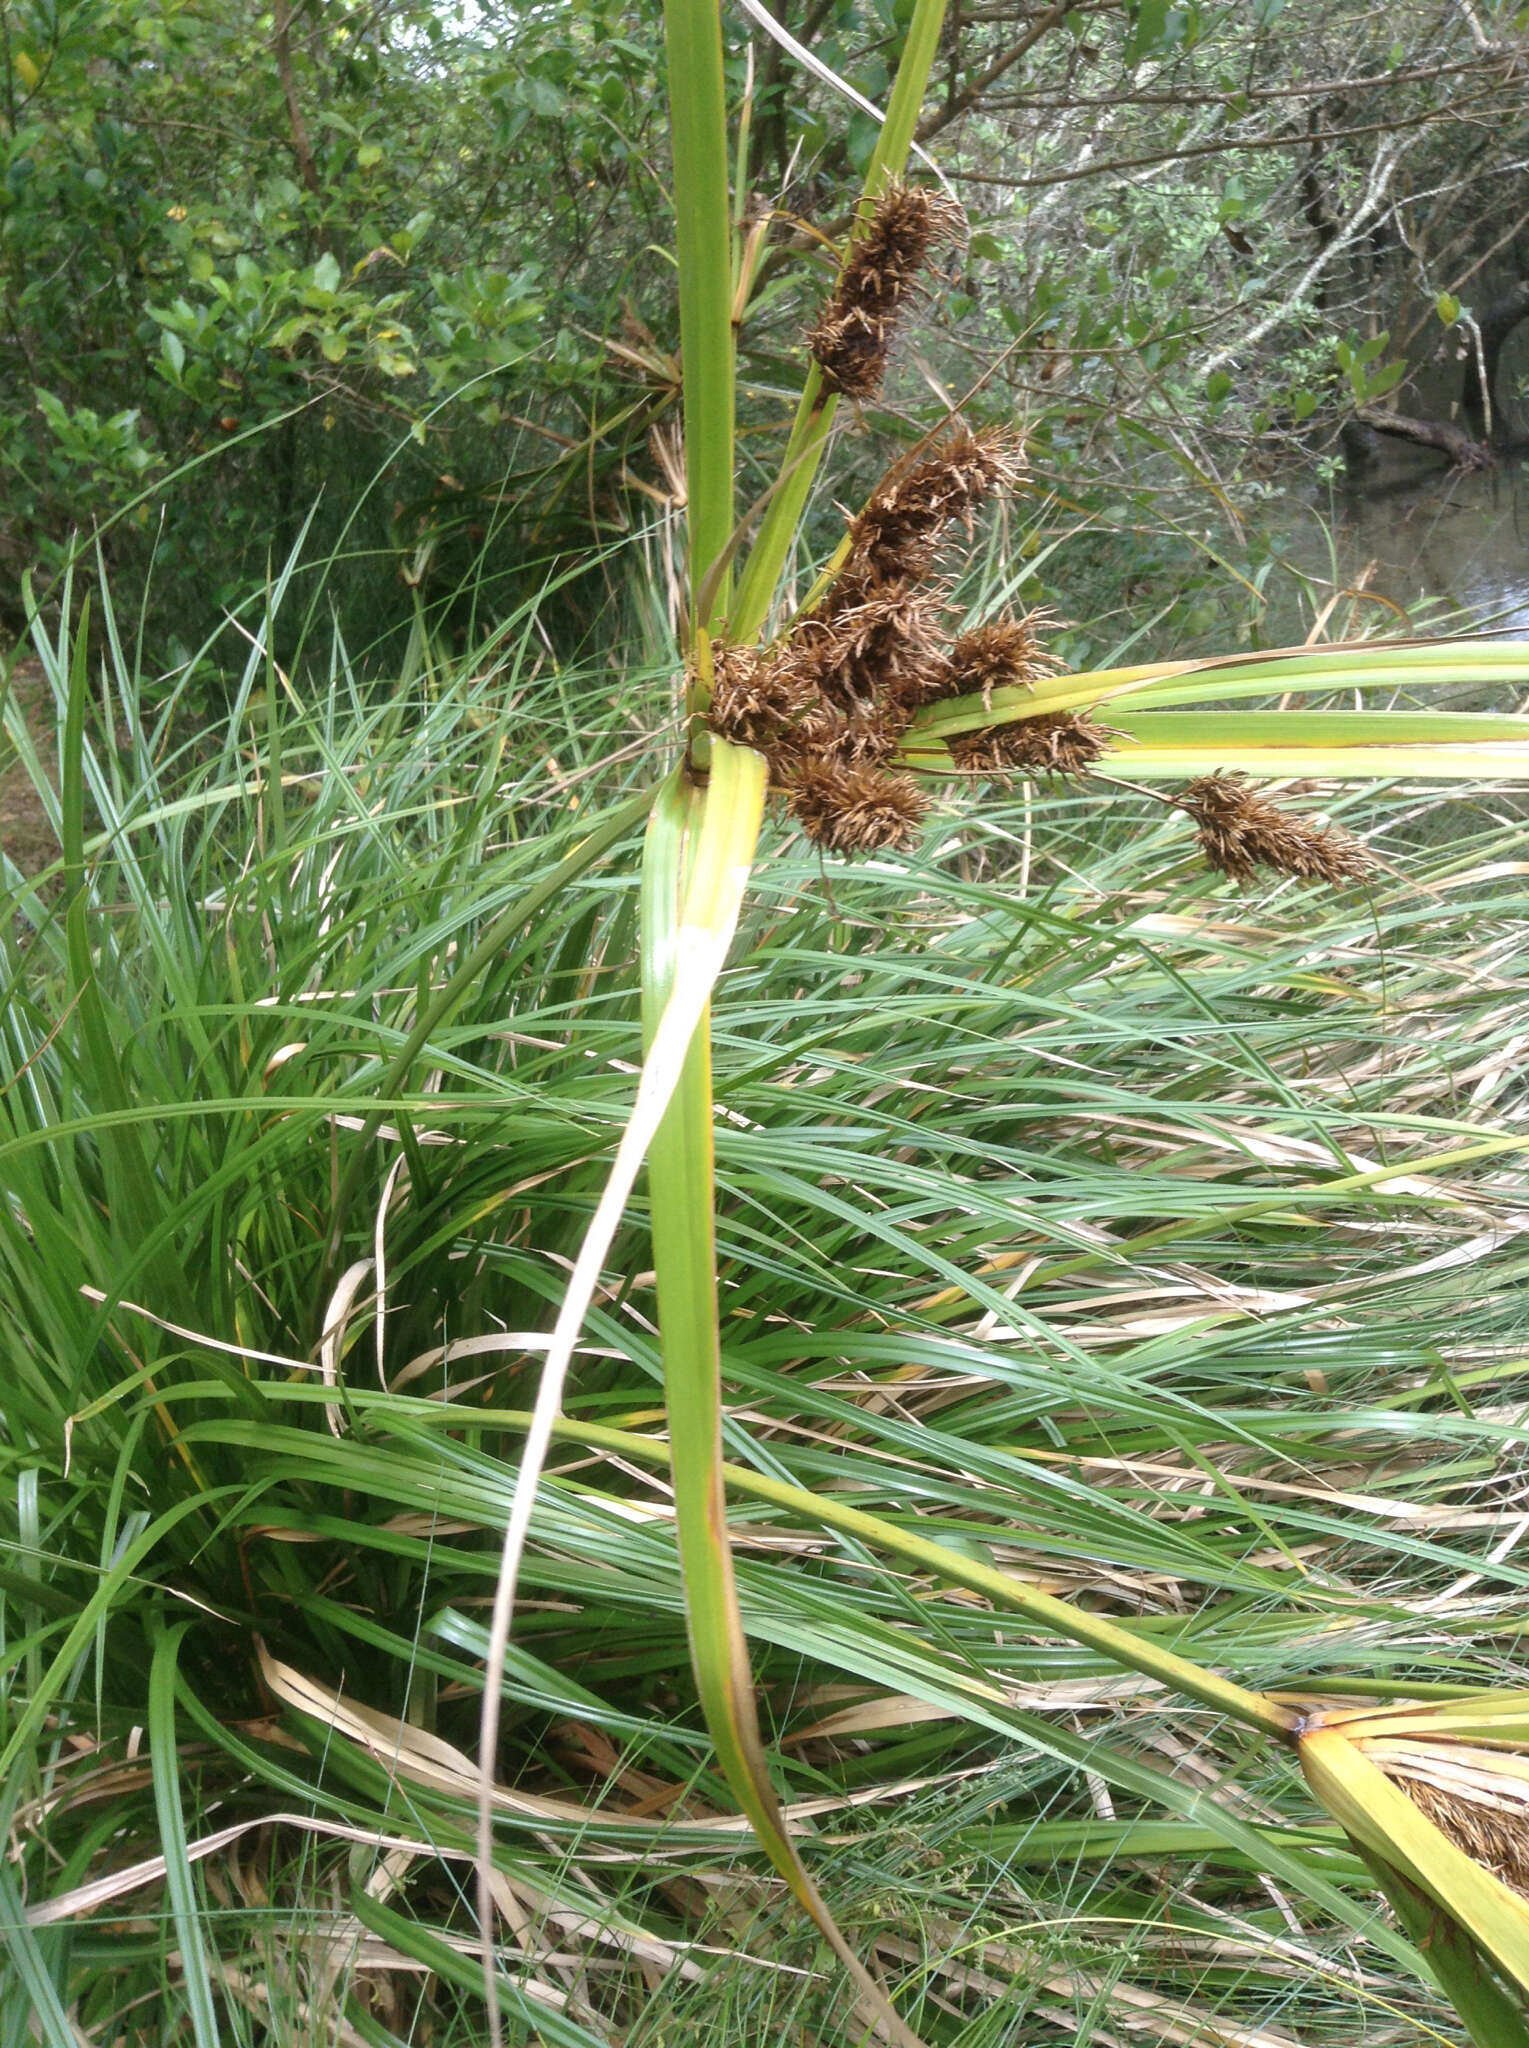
(2, 565, 1528, 2041)
(5, 0, 1529, 2033)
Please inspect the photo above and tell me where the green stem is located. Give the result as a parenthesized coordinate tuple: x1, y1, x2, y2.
(663, 0, 735, 633)
(729, 0, 951, 643)
(639, 750, 926, 2047)
(477, 1406, 1300, 1742)
(1359, 1850, 1529, 2048)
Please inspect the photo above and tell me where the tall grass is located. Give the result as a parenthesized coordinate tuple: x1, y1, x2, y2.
(1, 560, 1528, 2039)
(628, 2, 1529, 2035)
(6, 0, 1529, 2036)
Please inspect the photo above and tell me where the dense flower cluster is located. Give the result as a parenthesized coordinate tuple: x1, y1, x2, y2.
(707, 179, 1375, 891)
(707, 425, 1047, 854)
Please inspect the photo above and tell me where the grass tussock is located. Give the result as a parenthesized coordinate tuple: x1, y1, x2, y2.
(2, 568, 1527, 2045)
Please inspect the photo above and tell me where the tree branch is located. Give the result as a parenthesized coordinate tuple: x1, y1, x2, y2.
(272, 0, 323, 208)
(1199, 138, 1406, 378)
(915, 0, 1075, 143)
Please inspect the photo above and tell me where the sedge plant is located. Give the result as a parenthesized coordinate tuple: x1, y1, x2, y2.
(4, 4, 1529, 2043)
(470, 2, 1529, 2042)
(4, 563, 1529, 2040)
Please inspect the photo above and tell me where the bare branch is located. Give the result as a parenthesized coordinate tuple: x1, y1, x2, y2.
(1199, 138, 1407, 379)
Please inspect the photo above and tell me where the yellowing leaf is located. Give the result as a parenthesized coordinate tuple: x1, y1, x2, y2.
(1300, 1726, 1529, 1998)
(908, 640, 1529, 788)
(1103, 741, 1529, 781)
(640, 748, 926, 2048)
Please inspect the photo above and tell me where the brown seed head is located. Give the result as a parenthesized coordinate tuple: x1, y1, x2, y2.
(704, 641, 815, 752)
(951, 710, 1113, 781)
(807, 181, 965, 400)
(1180, 774, 1374, 886)
(812, 703, 904, 771)
(882, 651, 962, 717)
(805, 304, 896, 406)
(850, 427, 1023, 581)
(855, 180, 966, 279)
(788, 761, 930, 855)
(788, 576, 951, 714)
(1390, 1768, 1529, 1901)
(948, 612, 1062, 707)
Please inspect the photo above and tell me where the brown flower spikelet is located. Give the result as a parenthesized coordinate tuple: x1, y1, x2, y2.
(788, 761, 930, 855)
(807, 181, 965, 400)
(951, 710, 1112, 781)
(948, 613, 1061, 706)
(1393, 1770, 1529, 1901)
(812, 703, 904, 771)
(850, 427, 1023, 581)
(704, 410, 1033, 830)
(1181, 773, 1373, 886)
(882, 651, 962, 717)
(786, 576, 951, 714)
(708, 638, 826, 753)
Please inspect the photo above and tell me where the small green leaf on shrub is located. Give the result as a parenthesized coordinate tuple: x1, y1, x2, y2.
(1361, 359, 1406, 401)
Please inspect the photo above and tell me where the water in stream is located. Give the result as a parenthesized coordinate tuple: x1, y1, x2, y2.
(1280, 452, 1529, 641)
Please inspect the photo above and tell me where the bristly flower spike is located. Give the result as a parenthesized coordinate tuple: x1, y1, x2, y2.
(850, 426, 1023, 582)
(951, 710, 1114, 782)
(704, 640, 825, 754)
(947, 612, 1062, 707)
(1179, 772, 1374, 886)
(807, 179, 965, 401)
(787, 762, 930, 854)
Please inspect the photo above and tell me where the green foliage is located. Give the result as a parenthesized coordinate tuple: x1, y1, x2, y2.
(5, 0, 1524, 672)
(1336, 331, 1407, 406)
(6, 5, 1529, 2032)
(0, 0, 677, 660)
(2, 568, 1528, 2039)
